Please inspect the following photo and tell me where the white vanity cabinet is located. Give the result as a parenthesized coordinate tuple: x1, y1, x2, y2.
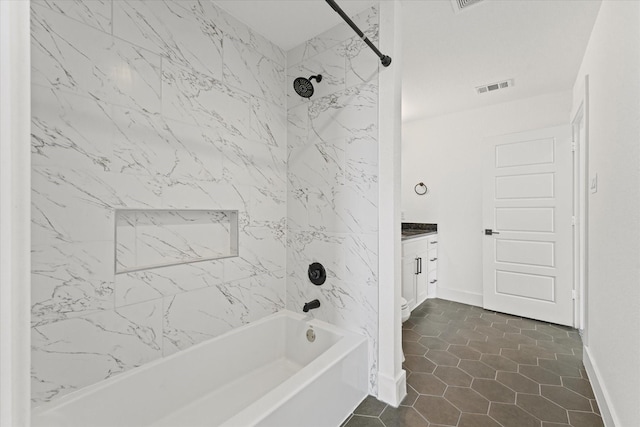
(402, 234, 438, 312)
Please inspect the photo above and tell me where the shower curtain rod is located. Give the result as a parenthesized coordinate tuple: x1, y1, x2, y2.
(325, 0, 392, 67)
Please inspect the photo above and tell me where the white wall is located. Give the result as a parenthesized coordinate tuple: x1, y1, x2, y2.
(31, 0, 287, 406)
(402, 91, 572, 305)
(572, 1, 640, 425)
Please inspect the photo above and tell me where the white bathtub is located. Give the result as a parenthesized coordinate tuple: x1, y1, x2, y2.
(31, 310, 368, 427)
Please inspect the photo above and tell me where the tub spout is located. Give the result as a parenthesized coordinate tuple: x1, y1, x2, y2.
(303, 299, 321, 313)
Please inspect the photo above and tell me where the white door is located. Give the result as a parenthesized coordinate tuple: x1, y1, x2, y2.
(483, 125, 574, 326)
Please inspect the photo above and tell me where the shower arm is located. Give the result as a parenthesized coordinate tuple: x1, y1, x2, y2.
(324, 0, 392, 67)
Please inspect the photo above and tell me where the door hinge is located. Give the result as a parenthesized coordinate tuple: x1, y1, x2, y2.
(571, 216, 576, 226)
(571, 142, 577, 152)
(572, 290, 577, 300)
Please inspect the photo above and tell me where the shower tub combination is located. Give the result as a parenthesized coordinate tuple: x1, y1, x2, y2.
(32, 311, 368, 427)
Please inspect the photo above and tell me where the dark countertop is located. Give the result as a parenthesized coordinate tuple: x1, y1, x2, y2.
(401, 222, 437, 241)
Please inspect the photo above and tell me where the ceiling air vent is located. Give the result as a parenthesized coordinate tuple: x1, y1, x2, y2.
(450, 0, 485, 14)
(476, 79, 514, 95)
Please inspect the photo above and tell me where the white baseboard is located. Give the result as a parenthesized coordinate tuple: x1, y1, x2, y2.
(377, 370, 407, 408)
(435, 286, 483, 307)
(583, 345, 618, 427)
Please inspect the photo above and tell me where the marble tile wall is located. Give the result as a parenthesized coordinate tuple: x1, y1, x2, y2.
(285, 6, 380, 394)
(31, 0, 286, 405)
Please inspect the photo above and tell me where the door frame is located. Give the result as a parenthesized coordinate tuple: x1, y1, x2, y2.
(571, 75, 590, 338)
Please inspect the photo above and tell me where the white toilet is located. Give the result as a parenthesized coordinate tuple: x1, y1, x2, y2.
(401, 297, 410, 362)
(401, 297, 410, 323)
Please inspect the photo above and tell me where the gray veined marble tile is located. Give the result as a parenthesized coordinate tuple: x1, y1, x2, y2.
(219, 137, 286, 188)
(344, 233, 379, 287)
(113, 0, 223, 80)
(161, 60, 251, 137)
(286, 102, 309, 151)
(306, 183, 378, 235)
(341, 36, 380, 89)
(287, 187, 310, 232)
(32, 6, 162, 113)
(250, 96, 287, 148)
(308, 83, 378, 146)
(115, 261, 224, 308)
(287, 142, 345, 190)
(31, 299, 163, 405)
(224, 225, 286, 283)
(221, 270, 286, 325)
(31, 86, 115, 172)
(32, 0, 112, 34)
(110, 108, 225, 182)
(210, 2, 285, 66)
(249, 186, 286, 228)
(31, 240, 115, 327)
(223, 35, 285, 108)
(31, 167, 163, 245)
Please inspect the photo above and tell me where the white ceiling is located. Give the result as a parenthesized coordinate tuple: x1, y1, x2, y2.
(213, 0, 602, 122)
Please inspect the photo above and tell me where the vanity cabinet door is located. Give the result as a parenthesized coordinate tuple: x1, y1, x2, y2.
(402, 255, 418, 310)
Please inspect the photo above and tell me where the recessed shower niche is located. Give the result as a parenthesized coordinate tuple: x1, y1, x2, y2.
(115, 209, 239, 274)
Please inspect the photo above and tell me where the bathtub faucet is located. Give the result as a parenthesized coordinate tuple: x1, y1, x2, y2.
(303, 299, 321, 313)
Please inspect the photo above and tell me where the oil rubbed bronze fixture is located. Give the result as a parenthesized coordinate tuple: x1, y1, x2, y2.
(325, 0, 392, 67)
(414, 182, 428, 195)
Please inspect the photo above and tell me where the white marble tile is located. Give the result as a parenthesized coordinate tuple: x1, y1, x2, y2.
(344, 233, 378, 287)
(163, 270, 284, 356)
(31, 299, 163, 405)
(32, 6, 162, 113)
(219, 137, 286, 188)
(250, 96, 287, 148)
(222, 270, 285, 325)
(305, 182, 377, 234)
(249, 186, 286, 228)
(161, 60, 251, 138)
(31, 240, 114, 327)
(287, 187, 310, 232)
(31, 167, 162, 245)
(341, 36, 380, 89)
(211, 2, 285, 65)
(223, 35, 285, 107)
(287, 142, 345, 190)
(110, 109, 225, 182)
(161, 181, 248, 220)
(224, 225, 286, 283)
(308, 83, 378, 145)
(287, 45, 346, 109)
(32, 0, 112, 35)
(31, 85, 115, 172)
(286, 102, 309, 151)
(115, 261, 224, 307)
(112, 0, 223, 80)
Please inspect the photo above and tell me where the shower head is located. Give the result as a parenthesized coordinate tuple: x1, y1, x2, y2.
(293, 75, 322, 98)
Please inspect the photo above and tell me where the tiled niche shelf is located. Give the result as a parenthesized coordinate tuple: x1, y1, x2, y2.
(114, 209, 239, 274)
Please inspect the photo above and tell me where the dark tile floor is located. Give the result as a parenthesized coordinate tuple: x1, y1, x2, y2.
(341, 298, 603, 427)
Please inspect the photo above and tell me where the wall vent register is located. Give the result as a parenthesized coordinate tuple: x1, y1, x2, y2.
(451, 0, 485, 14)
(476, 79, 514, 95)
(114, 209, 238, 274)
